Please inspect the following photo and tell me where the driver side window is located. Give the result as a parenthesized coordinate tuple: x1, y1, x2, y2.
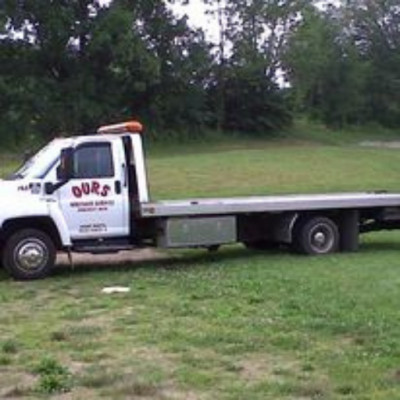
(73, 143, 114, 179)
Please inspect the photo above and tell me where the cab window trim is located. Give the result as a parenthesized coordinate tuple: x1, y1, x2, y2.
(72, 142, 115, 179)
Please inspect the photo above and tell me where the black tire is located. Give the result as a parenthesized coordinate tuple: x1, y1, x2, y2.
(293, 217, 339, 255)
(2, 229, 56, 280)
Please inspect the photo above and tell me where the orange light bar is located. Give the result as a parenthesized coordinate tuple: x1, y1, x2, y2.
(97, 120, 143, 135)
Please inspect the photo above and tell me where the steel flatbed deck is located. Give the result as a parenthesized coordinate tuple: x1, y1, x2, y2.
(140, 192, 400, 217)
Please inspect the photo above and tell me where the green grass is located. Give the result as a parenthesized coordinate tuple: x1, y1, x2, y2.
(1, 134, 400, 398)
(284, 118, 400, 145)
(0, 154, 19, 178)
(147, 139, 400, 199)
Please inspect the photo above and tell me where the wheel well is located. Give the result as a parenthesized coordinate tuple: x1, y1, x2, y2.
(237, 212, 299, 244)
(293, 211, 339, 232)
(1, 217, 62, 250)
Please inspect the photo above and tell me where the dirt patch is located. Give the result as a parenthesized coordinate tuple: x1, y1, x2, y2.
(238, 355, 299, 383)
(56, 248, 168, 266)
(161, 387, 202, 400)
(392, 369, 400, 382)
(53, 387, 100, 400)
(0, 371, 36, 399)
(130, 346, 177, 373)
(359, 141, 400, 149)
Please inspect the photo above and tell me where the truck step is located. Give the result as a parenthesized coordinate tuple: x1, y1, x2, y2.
(73, 244, 135, 254)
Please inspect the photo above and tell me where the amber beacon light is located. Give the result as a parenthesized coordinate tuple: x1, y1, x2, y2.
(97, 120, 144, 135)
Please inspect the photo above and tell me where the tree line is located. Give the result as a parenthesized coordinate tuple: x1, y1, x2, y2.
(0, 0, 399, 146)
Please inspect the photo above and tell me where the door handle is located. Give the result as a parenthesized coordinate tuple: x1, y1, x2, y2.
(115, 181, 122, 194)
(122, 164, 127, 187)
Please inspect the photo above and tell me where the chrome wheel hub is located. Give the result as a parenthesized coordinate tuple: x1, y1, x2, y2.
(310, 225, 334, 253)
(314, 232, 327, 246)
(14, 239, 48, 271)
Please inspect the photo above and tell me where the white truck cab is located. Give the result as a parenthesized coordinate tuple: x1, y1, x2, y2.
(1, 121, 149, 279)
(2, 120, 400, 280)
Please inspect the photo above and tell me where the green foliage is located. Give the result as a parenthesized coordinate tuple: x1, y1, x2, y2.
(34, 357, 72, 394)
(0, 355, 12, 366)
(0, 0, 216, 144)
(0, 1, 399, 144)
(36, 373, 72, 394)
(285, 1, 400, 128)
(284, 6, 366, 127)
(1, 339, 19, 354)
(205, 0, 296, 134)
(34, 357, 68, 376)
(0, 0, 295, 145)
(223, 68, 292, 133)
(349, 0, 400, 127)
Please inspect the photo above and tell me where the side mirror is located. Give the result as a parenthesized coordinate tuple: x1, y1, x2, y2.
(44, 182, 55, 195)
(57, 148, 74, 181)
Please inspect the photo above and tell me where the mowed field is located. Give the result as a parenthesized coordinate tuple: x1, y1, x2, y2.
(1, 140, 400, 399)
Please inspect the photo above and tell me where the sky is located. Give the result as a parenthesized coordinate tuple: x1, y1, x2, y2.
(170, 0, 218, 42)
(99, 1, 342, 44)
(170, 1, 342, 43)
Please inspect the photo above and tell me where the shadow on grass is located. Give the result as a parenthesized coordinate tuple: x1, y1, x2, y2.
(51, 238, 400, 279)
(0, 269, 8, 281)
(49, 246, 288, 279)
(0, 239, 398, 281)
(0, 247, 275, 281)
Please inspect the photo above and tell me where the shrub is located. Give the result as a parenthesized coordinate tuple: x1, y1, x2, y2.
(34, 357, 72, 394)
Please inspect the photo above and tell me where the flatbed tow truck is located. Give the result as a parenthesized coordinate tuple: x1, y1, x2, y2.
(1, 120, 400, 280)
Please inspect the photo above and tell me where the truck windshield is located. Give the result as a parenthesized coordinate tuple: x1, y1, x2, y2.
(8, 140, 61, 180)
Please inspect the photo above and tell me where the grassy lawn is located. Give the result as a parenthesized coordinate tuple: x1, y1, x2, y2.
(147, 140, 400, 198)
(1, 139, 400, 398)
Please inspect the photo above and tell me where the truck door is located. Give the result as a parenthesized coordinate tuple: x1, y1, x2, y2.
(57, 140, 129, 239)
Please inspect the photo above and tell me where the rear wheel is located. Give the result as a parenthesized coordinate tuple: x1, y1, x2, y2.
(2, 229, 56, 280)
(293, 217, 339, 255)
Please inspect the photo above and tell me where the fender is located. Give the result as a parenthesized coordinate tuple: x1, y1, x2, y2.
(46, 200, 72, 247)
(271, 212, 299, 243)
(0, 191, 72, 247)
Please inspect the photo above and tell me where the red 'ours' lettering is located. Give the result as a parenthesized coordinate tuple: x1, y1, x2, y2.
(72, 186, 82, 198)
(92, 181, 100, 195)
(101, 185, 111, 197)
(72, 181, 111, 198)
(82, 183, 90, 195)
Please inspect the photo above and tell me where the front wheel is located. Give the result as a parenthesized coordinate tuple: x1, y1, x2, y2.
(293, 217, 339, 255)
(2, 229, 56, 280)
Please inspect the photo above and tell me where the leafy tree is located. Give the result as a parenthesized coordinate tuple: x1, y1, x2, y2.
(348, 0, 400, 127)
(1, 0, 398, 146)
(203, 0, 229, 132)
(213, 0, 297, 133)
(0, 0, 213, 144)
(284, 4, 367, 127)
(1, 0, 105, 140)
(134, 0, 213, 135)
